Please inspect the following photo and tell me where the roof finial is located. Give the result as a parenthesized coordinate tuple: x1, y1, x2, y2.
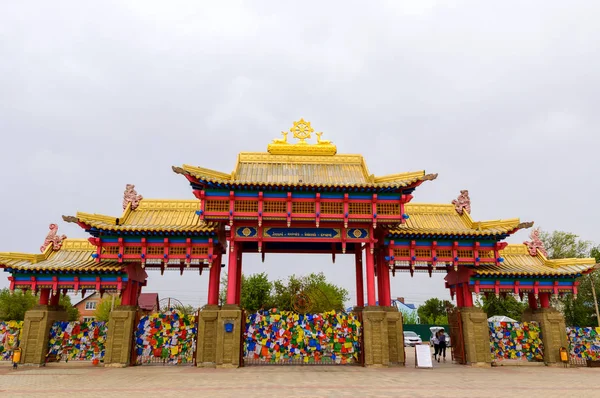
(290, 118, 314, 143)
(452, 190, 471, 215)
(524, 228, 548, 257)
(40, 223, 67, 253)
(123, 184, 143, 210)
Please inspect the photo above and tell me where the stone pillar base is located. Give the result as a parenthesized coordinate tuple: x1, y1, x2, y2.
(20, 305, 68, 365)
(104, 306, 137, 367)
(362, 306, 405, 367)
(522, 308, 567, 364)
(460, 307, 492, 366)
(197, 305, 242, 368)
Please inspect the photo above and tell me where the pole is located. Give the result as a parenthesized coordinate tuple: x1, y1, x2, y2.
(111, 294, 115, 311)
(590, 273, 600, 327)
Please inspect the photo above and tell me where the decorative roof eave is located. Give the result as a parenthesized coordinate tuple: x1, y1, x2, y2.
(385, 203, 532, 238)
(174, 165, 437, 191)
(471, 244, 597, 277)
(0, 239, 124, 272)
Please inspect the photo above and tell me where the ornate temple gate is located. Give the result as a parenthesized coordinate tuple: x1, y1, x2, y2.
(46, 321, 108, 363)
(447, 308, 466, 364)
(133, 308, 198, 366)
(243, 310, 362, 366)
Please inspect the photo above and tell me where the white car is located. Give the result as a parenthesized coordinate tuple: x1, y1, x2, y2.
(429, 326, 451, 347)
(403, 331, 423, 346)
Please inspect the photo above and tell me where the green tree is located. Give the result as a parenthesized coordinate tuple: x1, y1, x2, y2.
(539, 230, 600, 326)
(94, 295, 121, 322)
(60, 294, 80, 321)
(219, 272, 274, 311)
(539, 231, 592, 259)
(479, 294, 527, 320)
(417, 298, 454, 324)
(400, 310, 419, 324)
(219, 272, 348, 313)
(271, 273, 348, 313)
(0, 289, 37, 321)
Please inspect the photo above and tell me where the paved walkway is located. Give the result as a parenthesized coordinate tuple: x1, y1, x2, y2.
(0, 351, 597, 398)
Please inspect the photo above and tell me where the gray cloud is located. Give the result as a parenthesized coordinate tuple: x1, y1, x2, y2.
(1, 0, 598, 307)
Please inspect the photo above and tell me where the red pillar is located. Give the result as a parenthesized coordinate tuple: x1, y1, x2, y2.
(528, 292, 538, 310)
(355, 248, 364, 307)
(207, 253, 222, 305)
(226, 243, 238, 305)
(121, 281, 139, 306)
(539, 292, 550, 308)
(376, 255, 383, 305)
(455, 285, 465, 307)
(50, 290, 60, 306)
(462, 284, 473, 307)
(365, 245, 376, 306)
(378, 250, 391, 306)
(39, 288, 50, 305)
(235, 251, 243, 305)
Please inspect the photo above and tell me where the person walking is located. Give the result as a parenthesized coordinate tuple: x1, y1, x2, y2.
(438, 329, 447, 362)
(432, 330, 440, 361)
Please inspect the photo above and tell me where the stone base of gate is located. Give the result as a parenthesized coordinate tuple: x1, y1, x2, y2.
(460, 307, 492, 366)
(20, 305, 68, 365)
(362, 306, 405, 367)
(521, 307, 567, 364)
(196, 305, 242, 368)
(104, 306, 137, 367)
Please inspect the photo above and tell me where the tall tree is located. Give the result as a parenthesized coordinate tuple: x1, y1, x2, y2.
(539, 230, 600, 326)
(539, 231, 592, 259)
(417, 298, 454, 324)
(219, 272, 274, 312)
(479, 294, 527, 321)
(219, 272, 348, 313)
(60, 294, 80, 321)
(94, 295, 121, 322)
(0, 289, 37, 321)
(271, 273, 349, 313)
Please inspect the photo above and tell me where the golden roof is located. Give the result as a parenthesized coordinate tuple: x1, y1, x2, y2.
(64, 199, 217, 233)
(173, 119, 437, 188)
(475, 244, 597, 276)
(0, 239, 122, 272)
(389, 203, 531, 236)
(175, 159, 436, 188)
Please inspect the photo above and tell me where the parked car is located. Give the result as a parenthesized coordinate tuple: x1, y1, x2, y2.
(429, 326, 451, 347)
(403, 331, 422, 346)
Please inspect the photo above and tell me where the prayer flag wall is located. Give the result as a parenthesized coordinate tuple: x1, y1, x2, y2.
(567, 326, 600, 361)
(0, 321, 23, 361)
(134, 309, 197, 365)
(47, 321, 108, 361)
(488, 321, 544, 362)
(244, 309, 361, 364)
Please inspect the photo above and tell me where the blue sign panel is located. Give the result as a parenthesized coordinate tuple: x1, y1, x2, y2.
(236, 227, 258, 238)
(263, 228, 340, 239)
(346, 228, 368, 239)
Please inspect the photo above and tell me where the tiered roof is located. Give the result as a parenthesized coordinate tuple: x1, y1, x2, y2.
(0, 239, 121, 272)
(174, 156, 437, 191)
(390, 203, 532, 238)
(63, 199, 217, 234)
(478, 244, 597, 277)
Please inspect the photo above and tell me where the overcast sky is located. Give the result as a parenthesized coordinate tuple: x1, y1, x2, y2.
(1, 1, 598, 309)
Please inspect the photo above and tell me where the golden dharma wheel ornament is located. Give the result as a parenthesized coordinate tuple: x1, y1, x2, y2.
(290, 118, 314, 143)
(291, 291, 312, 313)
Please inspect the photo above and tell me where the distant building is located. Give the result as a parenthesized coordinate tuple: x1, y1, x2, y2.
(74, 292, 159, 322)
(392, 297, 419, 321)
(138, 293, 160, 314)
(73, 292, 110, 322)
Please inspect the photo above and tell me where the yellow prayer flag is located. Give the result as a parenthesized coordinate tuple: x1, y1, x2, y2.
(170, 346, 179, 355)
